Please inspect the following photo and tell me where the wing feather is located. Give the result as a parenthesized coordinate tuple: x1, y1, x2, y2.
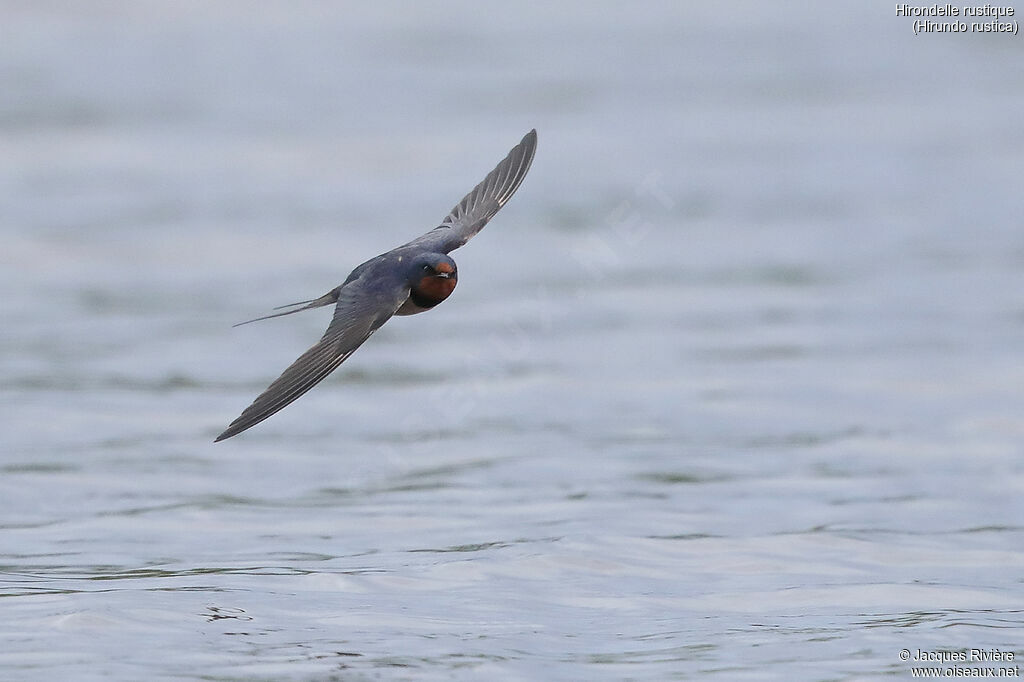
(408, 129, 537, 253)
(215, 279, 402, 441)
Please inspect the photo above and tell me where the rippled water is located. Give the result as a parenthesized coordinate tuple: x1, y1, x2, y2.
(2, 2, 1023, 680)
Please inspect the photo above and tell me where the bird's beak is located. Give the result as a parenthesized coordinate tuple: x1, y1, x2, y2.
(436, 271, 452, 278)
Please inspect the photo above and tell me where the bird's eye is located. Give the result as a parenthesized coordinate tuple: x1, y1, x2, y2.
(422, 263, 433, 272)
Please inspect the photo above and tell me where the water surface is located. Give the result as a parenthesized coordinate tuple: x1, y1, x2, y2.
(1, 2, 1022, 680)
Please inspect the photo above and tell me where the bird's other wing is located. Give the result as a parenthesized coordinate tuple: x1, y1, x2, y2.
(408, 129, 537, 254)
(215, 276, 404, 441)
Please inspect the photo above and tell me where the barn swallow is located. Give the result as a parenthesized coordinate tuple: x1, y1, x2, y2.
(215, 129, 537, 441)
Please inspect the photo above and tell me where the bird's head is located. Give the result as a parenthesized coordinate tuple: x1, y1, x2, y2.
(404, 252, 458, 309)
(407, 253, 457, 282)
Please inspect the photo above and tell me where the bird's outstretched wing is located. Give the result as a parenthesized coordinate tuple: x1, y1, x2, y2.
(215, 276, 402, 441)
(408, 129, 537, 254)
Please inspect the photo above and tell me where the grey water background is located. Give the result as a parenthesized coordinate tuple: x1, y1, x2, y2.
(2, 2, 1023, 679)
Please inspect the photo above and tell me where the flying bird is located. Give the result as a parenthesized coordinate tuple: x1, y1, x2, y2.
(215, 129, 537, 441)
